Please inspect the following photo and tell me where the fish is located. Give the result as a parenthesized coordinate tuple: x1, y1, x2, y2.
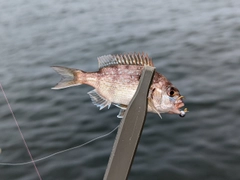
(51, 53, 187, 118)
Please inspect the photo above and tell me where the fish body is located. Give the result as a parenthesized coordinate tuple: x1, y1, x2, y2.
(52, 53, 186, 118)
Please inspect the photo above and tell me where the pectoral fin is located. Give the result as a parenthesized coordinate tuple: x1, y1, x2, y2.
(88, 89, 111, 110)
(148, 98, 162, 119)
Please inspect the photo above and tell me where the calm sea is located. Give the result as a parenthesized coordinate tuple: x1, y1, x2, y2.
(1, 0, 240, 179)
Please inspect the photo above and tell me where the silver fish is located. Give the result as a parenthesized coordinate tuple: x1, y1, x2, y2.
(52, 53, 187, 118)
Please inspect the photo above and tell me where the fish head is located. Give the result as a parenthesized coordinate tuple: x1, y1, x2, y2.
(149, 85, 185, 116)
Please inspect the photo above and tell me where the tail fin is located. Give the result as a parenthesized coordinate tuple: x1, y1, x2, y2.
(51, 66, 83, 89)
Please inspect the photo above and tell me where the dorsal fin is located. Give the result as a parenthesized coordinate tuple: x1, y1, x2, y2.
(97, 53, 154, 68)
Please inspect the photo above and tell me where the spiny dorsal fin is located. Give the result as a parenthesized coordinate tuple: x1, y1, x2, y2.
(97, 53, 154, 69)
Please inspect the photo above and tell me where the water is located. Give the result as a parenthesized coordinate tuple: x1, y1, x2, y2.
(0, 0, 240, 179)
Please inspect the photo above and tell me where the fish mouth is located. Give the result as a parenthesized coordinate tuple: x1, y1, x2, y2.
(169, 96, 185, 114)
(176, 96, 185, 109)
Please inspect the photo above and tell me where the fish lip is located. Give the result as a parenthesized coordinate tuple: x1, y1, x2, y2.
(175, 96, 184, 110)
(176, 101, 184, 109)
(168, 100, 185, 114)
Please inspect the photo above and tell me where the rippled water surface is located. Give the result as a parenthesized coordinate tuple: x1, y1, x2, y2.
(1, 0, 240, 179)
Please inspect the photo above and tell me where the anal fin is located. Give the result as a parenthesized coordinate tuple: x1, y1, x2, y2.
(88, 89, 111, 110)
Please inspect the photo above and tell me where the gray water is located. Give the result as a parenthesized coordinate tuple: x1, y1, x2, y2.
(1, 0, 240, 179)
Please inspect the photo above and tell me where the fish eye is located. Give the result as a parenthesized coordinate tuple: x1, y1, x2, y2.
(170, 90, 175, 96)
(168, 87, 178, 97)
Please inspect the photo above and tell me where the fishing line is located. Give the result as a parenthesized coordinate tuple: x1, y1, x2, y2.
(0, 83, 43, 180)
(0, 125, 119, 166)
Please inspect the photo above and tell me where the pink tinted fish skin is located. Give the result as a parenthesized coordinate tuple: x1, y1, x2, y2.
(52, 53, 185, 118)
